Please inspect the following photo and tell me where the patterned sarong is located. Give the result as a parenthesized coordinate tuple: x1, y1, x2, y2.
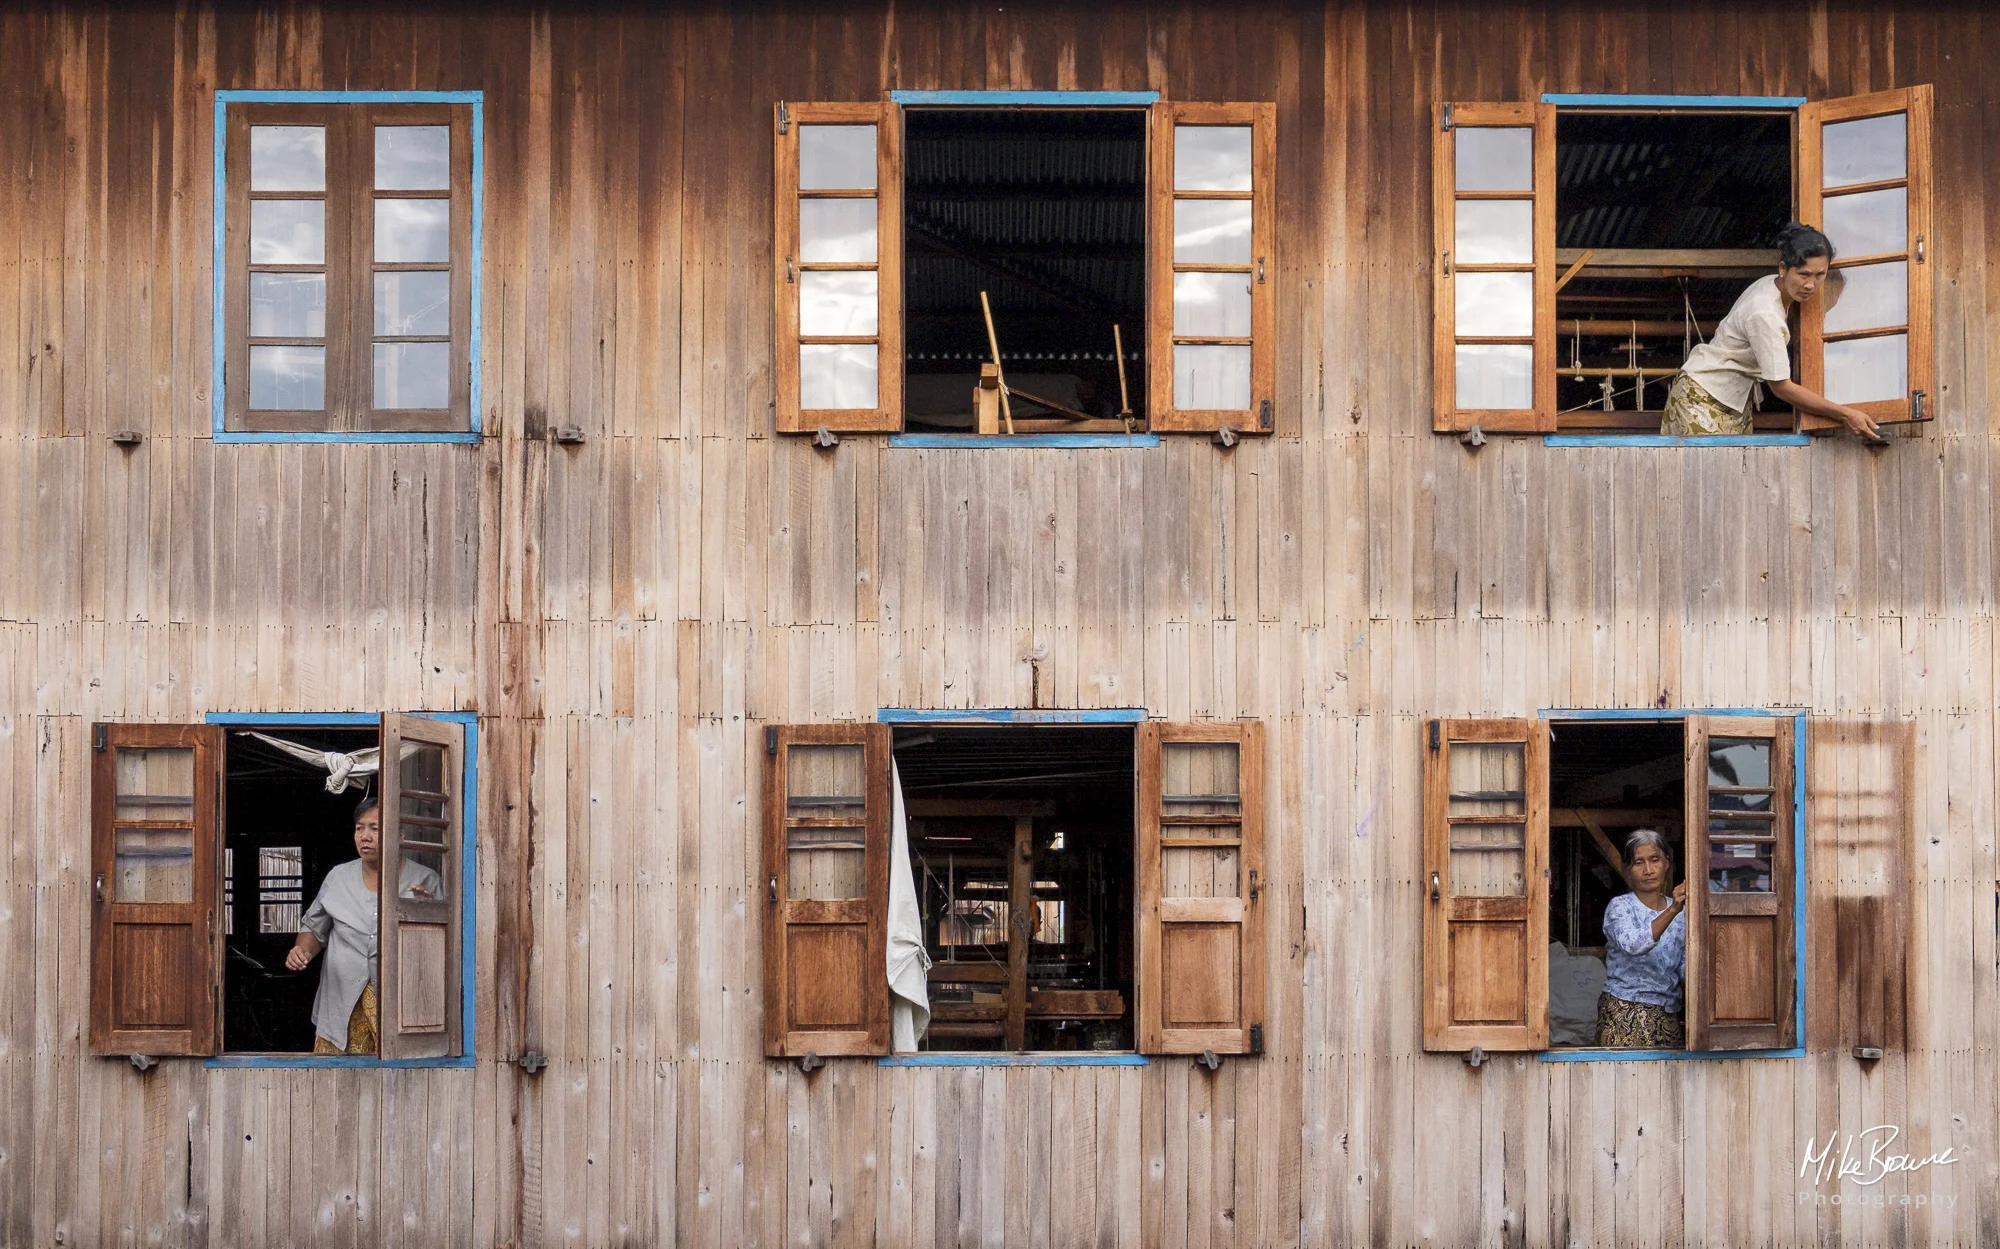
(312, 981, 380, 1055)
(1660, 372, 1754, 436)
(1594, 991, 1685, 1048)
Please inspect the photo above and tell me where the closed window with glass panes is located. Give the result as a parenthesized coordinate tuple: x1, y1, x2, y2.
(224, 103, 474, 433)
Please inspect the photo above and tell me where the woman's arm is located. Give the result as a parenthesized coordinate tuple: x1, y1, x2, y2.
(1649, 883, 1687, 943)
(1768, 379, 1886, 442)
(285, 930, 323, 972)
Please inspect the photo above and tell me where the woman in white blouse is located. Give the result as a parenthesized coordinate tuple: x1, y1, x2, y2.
(1595, 829, 1688, 1048)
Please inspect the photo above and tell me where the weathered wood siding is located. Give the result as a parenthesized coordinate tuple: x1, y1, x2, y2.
(0, 2, 1994, 1245)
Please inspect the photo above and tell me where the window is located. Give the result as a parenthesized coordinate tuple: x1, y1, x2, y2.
(90, 714, 470, 1061)
(762, 718, 1263, 1058)
(773, 96, 1274, 437)
(1432, 90, 1934, 435)
(1423, 714, 1808, 1056)
(219, 97, 477, 436)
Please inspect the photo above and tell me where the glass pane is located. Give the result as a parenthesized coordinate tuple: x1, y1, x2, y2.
(1174, 199, 1253, 264)
(257, 845, 303, 934)
(787, 826, 866, 900)
(1823, 261, 1907, 334)
(1455, 271, 1533, 337)
(1707, 738, 1771, 788)
(397, 742, 449, 826)
(250, 126, 325, 192)
(1161, 741, 1240, 816)
(1709, 789, 1773, 813)
(799, 270, 879, 336)
(1450, 825, 1526, 897)
(1162, 846, 1239, 898)
(1455, 343, 1533, 410)
(799, 198, 877, 263)
(1455, 127, 1533, 192)
(799, 125, 877, 191)
(1708, 841, 1773, 893)
(1447, 742, 1525, 815)
(249, 344, 325, 409)
(115, 827, 194, 902)
(115, 747, 194, 822)
(375, 125, 450, 191)
(1825, 333, 1908, 405)
(1174, 126, 1252, 192)
(1173, 271, 1252, 337)
(249, 272, 326, 338)
(1822, 112, 1906, 188)
(1823, 186, 1907, 257)
(1172, 344, 1251, 410)
(1455, 198, 1533, 264)
(374, 271, 451, 337)
(800, 343, 879, 409)
(374, 342, 451, 409)
(787, 744, 866, 819)
(397, 846, 449, 901)
(250, 200, 325, 264)
(375, 198, 450, 263)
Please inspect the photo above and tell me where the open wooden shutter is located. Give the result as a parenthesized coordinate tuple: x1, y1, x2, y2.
(1800, 86, 1934, 428)
(1137, 721, 1265, 1054)
(763, 724, 891, 1057)
(90, 723, 223, 1056)
(378, 713, 465, 1059)
(1432, 102, 1556, 433)
(774, 102, 903, 433)
(1148, 102, 1276, 434)
(1805, 718, 1912, 1054)
(1684, 715, 1796, 1051)
(1423, 718, 1548, 1051)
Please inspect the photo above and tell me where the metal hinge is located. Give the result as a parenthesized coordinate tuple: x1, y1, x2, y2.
(1428, 719, 1440, 751)
(1911, 389, 1927, 420)
(1440, 103, 1454, 132)
(1259, 398, 1272, 430)
(93, 723, 107, 752)
(765, 725, 779, 756)
(1249, 1024, 1264, 1055)
(777, 101, 790, 135)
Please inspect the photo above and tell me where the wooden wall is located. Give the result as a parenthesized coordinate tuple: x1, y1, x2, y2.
(0, 1, 1995, 1244)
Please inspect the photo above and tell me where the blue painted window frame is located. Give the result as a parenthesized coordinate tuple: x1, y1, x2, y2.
(202, 710, 478, 1069)
(1536, 94, 1809, 450)
(1536, 707, 1807, 1062)
(212, 90, 485, 445)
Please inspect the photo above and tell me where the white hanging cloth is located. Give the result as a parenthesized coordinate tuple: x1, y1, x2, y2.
(240, 731, 419, 795)
(886, 759, 932, 1052)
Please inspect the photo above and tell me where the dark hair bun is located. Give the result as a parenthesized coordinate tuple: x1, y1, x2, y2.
(1776, 221, 1836, 268)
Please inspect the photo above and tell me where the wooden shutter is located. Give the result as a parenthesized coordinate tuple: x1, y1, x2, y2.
(774, 102, 903, 433)
(1432, 102, 1556, 433)
(90, 723, 223, 1056)
(1422, 718, 1549, 1051)
(1137, 721, 1265, 1055)
(763, 724, 891, 1057)
(1804, 718, 1912, 1053)
(1800, 86, 1934, 428)
(1148, 102, 1276, 434)
(1684, 715, 1796, 1051)
(378, 713, 465, 1059)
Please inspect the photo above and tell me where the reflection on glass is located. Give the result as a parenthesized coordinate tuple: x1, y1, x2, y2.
(788, 744, 867, 819)
(799, 198, 877, 263)
(1450, 824, 1526, 897)
(250, 200, 326, 264)
(114, 747, 194, 822)
(800, 343, 878, 409)
(375, 126, 450, 190)
(250, 126, 326, 192)
(1455, 271, 1533, 337)
(1173, 272, 1252, 337)
(1162, 845, 1240, 898)
(1173, 343, 1251, 409)
(1822, 113, 1906, 187)
(1823, 261, 1907, 334)
(799, 125, 877, 191)
(376, 199, 450, 263)
(374, 342, 450, 409)
(397, 847, 449, 901)
(1709, 790, 1773, 813)
(1455, 343, 1533, 409)
(1707, 841, 1773, 893)
(799, 270, 878, 336)
(1174, 126, 1253, 192)
(115, 827, 194, 902)
(1707, 739, 1770, 788)
(1825, 333, 1907, 405)
(1823, 187, 1907, 258)
(1454, 198, 1533, 264)
(249, 344, 325, 409)
(788, 826, 866, 900)
(374, 271, 451, 336)
(1447, 742, 1525, 815)
(1455, 127, 1533, 192)
(1174, 199, 1253, 264)
(1161, 741, 1241, 813)
(249, 272, 326, 337)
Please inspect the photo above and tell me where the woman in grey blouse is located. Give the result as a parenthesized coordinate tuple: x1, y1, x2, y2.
(1595, 829, 1688, 1048)
(284, 798, 442, 1054)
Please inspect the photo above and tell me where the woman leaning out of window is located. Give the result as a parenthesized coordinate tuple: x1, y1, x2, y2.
(284, 798, 443, 1055)
(1596, 829, 1688, 1048)
(1663, 222, 1887, 443)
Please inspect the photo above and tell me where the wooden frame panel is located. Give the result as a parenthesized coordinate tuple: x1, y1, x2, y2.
(773, 102, 904, 433)
(1685, 715, 1796, 1050)
(1148, 102, 1277, 434)
(1422, 718, 1549, 1051)
(1137, 720, 1265, 1054)
(90, 723, 224, 1057)
(1432, 101, 1556, 433)
(1799, 86, 1934, 428)
(378, 712, 465, 1059)
(763, 723, 892, 1057)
